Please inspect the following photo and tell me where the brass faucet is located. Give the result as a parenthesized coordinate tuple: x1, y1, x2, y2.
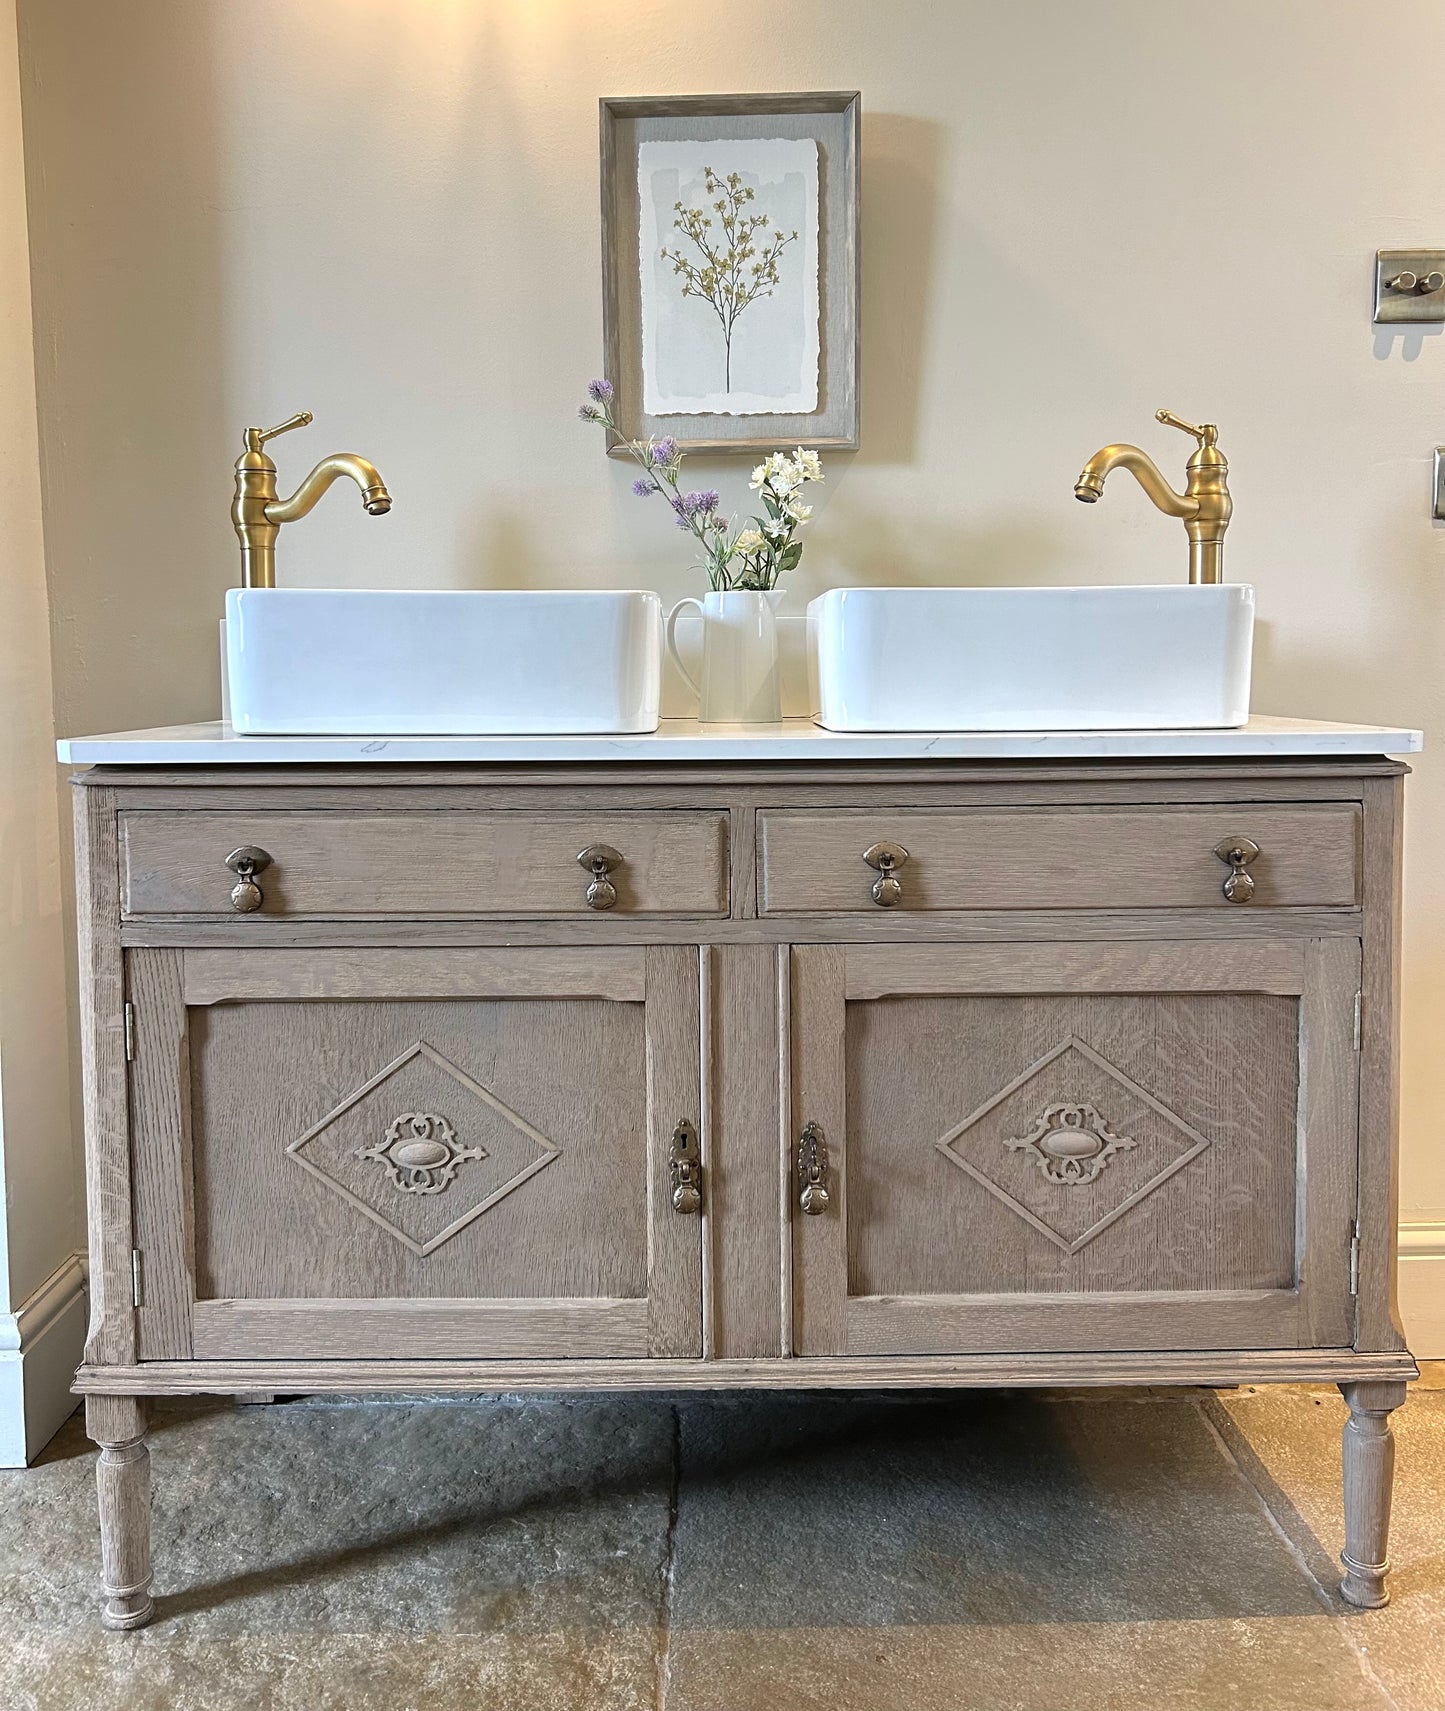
(1073, 410, 1231, 585)
(231, 412, 392, 587)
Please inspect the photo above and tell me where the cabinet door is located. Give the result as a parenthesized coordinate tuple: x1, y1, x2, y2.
(128, 946, 702, 1361)
(792, 939, 1359, 1357)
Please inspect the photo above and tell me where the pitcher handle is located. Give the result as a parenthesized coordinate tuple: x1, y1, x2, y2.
(665, 597, 705, 701)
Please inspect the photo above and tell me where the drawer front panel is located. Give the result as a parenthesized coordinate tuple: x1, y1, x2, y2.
(121, 810, 729, 918)
(759, 804, 1359, 914)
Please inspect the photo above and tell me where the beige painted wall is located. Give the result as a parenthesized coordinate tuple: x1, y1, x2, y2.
(16, 4, 1445, 1285)
(0, 0, 74, 1310)
(0, 0, 82, 1464)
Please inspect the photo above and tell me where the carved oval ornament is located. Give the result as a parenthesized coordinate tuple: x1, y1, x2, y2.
(355, 1111, 487, 1196)
(1005, 1102, 1136, 1186)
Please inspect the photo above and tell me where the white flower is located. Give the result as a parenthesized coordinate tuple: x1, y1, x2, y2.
(794, 448, 824, 482)
(735, 528, 766, 553)
(785, 502, 813, 524)
(768, 462, 800, 495)
(749, 464, 769, 491)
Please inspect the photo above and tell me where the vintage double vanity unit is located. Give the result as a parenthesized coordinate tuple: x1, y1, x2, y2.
(59, 716, 1421, 1629)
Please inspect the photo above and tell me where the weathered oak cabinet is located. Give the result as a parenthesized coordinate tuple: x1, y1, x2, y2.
(68, 742, 1418, 1628)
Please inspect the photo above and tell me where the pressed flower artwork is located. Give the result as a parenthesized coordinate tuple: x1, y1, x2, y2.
(638, 137, 820, 417)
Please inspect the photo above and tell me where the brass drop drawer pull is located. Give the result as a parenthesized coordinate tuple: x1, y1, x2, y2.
(862, 840, 909, 907)
(798, 1120, 831, 1215)
(1213, 835, 1260, 904)
(670, 1119, 702, 1214)
(577, 844, 623, 911)
(224, 846, 272, 913)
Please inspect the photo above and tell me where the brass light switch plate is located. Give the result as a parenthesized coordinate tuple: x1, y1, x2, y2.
(1374, 250, 1445, 324)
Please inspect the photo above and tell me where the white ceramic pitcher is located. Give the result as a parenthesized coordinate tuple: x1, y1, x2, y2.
(665, 590, 782, 724)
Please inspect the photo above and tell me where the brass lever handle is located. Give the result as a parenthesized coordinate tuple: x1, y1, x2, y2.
(862, 840, 909, 907)
(798, 1120, 831, 1215)
(670, 1119, 702, 1214)
(1213, 835, 1260, 904)
(245, 412, 312, 453)
(225, 845, 272, 913)
(1157, 409, 1218, 449)
(577, 844, 623, 910)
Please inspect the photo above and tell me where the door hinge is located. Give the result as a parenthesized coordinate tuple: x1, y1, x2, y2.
(1349, 1222, 1360, 1296)
(123, 1001, 136, 1063)
(1352, 991, 1362, 1051)
(131, 1248, 144, 1308)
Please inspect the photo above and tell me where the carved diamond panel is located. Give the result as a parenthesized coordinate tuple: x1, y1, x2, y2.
(935, 1035, 1212, 1254)
(286, 1040, 560, 1256)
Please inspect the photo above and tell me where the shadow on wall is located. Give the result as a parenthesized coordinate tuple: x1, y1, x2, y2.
(857, 113, 947, 466)
(796, 504, 1068, 602)
(1251, 510, 1445, 724)
(19, 0, 230, 736)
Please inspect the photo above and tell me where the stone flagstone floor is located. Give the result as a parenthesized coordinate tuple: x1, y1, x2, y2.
(1, 1370, 1441, 1710)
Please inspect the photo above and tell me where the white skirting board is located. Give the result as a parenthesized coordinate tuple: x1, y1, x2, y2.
(0, 1254, 87, 1466)
(1399, 1223, 1445, 1362)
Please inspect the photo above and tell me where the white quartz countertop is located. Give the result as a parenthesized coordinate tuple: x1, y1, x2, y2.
(56, 716, 1424, 766)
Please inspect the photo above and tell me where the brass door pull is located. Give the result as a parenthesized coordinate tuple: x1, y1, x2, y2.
(1213, 835, 1260, 904)
(224, 846, 272, 913)
(670, 1119, 702, 1214)
(798, 1120, 831, 1215)
(577, 844, 623, 910)
(862, 840, 909, 907)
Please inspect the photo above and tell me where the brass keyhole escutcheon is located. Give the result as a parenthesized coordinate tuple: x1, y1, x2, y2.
(669, 1119, 702, 1214)
(224, 845, 272, 913)
(1213, 835, 1260, 905)
(578, 844, 623, 911)
(862, 840, 909, 908)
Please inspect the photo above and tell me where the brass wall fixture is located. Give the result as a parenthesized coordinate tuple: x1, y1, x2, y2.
(578, 844, 623, 910)
(231, 413, 392, 588)
(862, 840, 909, 907)
(1074, 410, 1231, 585)
(670, 1120, 702, 1214)
(224, 846, 272, 913)
(1213, 835, 1260, 904)
(1374, 250, 1445, 324)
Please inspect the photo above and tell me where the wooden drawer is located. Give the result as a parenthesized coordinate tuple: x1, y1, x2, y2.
(758, 804, 1360, 914)
(120, 810, 729, 919)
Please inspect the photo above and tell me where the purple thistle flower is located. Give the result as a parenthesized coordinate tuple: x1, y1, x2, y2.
(650, 436, 679, 466)
(678, 489, 720, 518)
(577, 402, 605, 422)
(696, 489, 720, 514)
(587, 378, 614, 403)
(631, 478, 655, 498)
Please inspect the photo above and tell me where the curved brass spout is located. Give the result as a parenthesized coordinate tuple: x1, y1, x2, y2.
(267, 454, 392, 524)
(231, 414, 392, 588)
(1073, 410, 1231, 584)
(1073, 445, 1197, 519)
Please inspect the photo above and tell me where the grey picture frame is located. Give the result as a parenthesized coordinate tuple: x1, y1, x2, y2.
(599, 91, 860, 456)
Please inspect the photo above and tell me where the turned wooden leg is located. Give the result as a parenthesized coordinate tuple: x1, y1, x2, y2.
(86, 1395, 155, 1632)
(1339, 1379, 1407, 1609)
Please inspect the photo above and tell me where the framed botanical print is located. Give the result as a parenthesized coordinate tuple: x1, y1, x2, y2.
(599, 92, 860, 455)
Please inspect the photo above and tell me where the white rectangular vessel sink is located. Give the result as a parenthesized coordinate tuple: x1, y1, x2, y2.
(808, 584, 1254, 732)
(225, 588, 662, 735)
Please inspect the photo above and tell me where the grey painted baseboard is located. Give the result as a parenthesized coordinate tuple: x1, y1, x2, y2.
(0, 1253, 87, 1466)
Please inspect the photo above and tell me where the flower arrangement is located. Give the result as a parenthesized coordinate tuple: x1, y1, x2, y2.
(577, 379, 823, 592)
